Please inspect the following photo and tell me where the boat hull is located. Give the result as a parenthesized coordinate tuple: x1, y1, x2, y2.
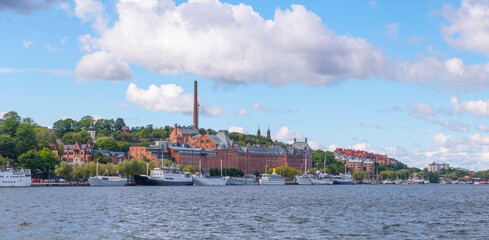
(193, 177, 228, 186)
(333, 180, 353, 185)
(312, 179, 334, 185)
(134, 175, 193, 186)
(89, 177, 127, 186)
(226, 177, 259, 185)
(296, 176, 313, 185)
(259, 179, 286, 185)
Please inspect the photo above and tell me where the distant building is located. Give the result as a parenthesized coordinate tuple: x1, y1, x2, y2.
(257, 126, 261, 136)
(94, 150, 127, 164)
(428, 162, 449, 173)
(266, 126, 271, 139)
(335, 154, 375, 177)
(48, 143, 59, 159)
(62, 140, 94, 165)
(121, 126, 130, 134)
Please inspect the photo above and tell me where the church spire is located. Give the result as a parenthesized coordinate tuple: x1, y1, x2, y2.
(257, 125, 261, 136)
(266, 125, 271, 139)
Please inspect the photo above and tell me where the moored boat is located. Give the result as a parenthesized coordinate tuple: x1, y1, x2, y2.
(226, 176, 259, 185)
(89, 176, 127, 186)
(296, 174, 313, 185)
(333, 173, 354, 185)
(0, 164, 31, 187)
(259, 169, 285, 185)
(134, 166, 193, 186)
(193, 174, 228, 186)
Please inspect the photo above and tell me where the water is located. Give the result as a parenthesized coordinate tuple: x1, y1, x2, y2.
(1, 185, 488, 239)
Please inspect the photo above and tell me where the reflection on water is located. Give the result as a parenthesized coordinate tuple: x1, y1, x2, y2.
(1, 185, 487, 239)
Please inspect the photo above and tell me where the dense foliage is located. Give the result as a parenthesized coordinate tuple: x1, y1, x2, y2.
(227, 132, 279, 147)
(208, 167, 244, 177)
(265, 166, 301, 178)
(54, 158, 155, 181)
(311, 150, 348, 175)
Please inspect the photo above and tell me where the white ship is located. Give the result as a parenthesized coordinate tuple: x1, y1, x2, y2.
(89, 176, 127, 186)
(0, 163, 31, 187)
(296, 174, 313, 185)
(226, 176, 259, 185)
(333, 173, 354, 185)
(89, 161, 127, 186)
(134, 166, 193, 186)
(312, 173, 334, 185)
(259, 169, 285, 185)
(193, 174, 228, 186)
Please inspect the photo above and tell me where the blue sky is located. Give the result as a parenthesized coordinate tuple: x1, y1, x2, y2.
(2, 0, 489, 170)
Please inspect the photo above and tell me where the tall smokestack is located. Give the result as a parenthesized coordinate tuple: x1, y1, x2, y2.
(193, 81, 198, 129)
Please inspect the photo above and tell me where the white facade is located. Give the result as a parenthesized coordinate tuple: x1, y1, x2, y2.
(428, 162, 449, 172)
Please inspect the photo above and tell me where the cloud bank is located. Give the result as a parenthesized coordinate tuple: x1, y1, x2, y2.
(69, 0, 489, 91)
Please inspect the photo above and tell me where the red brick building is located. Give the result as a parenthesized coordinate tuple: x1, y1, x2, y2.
(62, 140, 94, 165)
(166, 127, 312, 174)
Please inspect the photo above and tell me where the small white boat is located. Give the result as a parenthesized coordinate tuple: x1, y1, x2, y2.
(89, 160, 127, 186)
(312, 173, 334, 185)
(0, 163, 31, 187)
(296, 175, 313, 185)
(226, 176, 259, 185)
(193, 174, 228, 186)
(333, 173, 354, 185)
(89, 176, 127, 186)
(260, 169, 285, 185)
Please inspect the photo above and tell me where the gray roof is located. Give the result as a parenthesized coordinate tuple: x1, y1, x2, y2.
(292, 141, 311, 151)
(177, 126, 200, 136)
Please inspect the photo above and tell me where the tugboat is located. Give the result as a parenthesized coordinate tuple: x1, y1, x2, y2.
(134, 166, 193, 186)
(0, 162, 31, 187)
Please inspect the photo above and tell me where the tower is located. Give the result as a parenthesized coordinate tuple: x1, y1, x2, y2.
(257, 125, 261, 136)
(193, 81, 199, 129)
(266, 125, 271, 139)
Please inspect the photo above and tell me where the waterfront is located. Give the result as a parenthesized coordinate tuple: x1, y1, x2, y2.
(1, 185, 488, 239)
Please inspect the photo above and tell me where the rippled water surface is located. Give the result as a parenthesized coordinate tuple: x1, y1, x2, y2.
(1, 185, 488, 239)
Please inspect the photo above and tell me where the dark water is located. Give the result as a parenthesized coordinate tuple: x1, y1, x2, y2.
(1, 185, 488, 239)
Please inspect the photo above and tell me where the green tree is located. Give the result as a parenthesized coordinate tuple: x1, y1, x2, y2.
(39, 147, 59, 173)
(94, 138, 118, 151)
(0, 112, 21, 137)
(427, 171, 439, 183)
(182, 165, 196, 174)
(140, 141, 150, 147)
(16, 123, 38, 155)
(265, 166, 301, 178)
(0, 134, 17, 159)
(73, 163, 90, 179)
(114, 118, 126, 131)
(378, 170, 396, 181)
(117, 141, 131, 153)
(18, 150, 44, 174)
(54, 161, 73, 180)
(61, 131, 91, 145)
(76, 116, 94, 131)
(53, 118, 76, 138)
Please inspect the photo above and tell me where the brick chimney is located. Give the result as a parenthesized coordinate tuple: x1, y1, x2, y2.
(193, 81, 199, 129)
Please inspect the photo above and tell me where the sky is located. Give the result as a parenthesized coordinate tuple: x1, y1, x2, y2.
(2, 0, 489, 171)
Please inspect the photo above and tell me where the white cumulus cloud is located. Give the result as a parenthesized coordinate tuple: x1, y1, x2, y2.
(451, 96, 489, 116)
(441, 0, 489, 56)
(272, 126, 304, 142)
(74, 51, 133, 81)
(237, 108, 249, 116)
(68, 0, 489, 91)
(125, 83, 223, 117)
(228, 126, 247, 134)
